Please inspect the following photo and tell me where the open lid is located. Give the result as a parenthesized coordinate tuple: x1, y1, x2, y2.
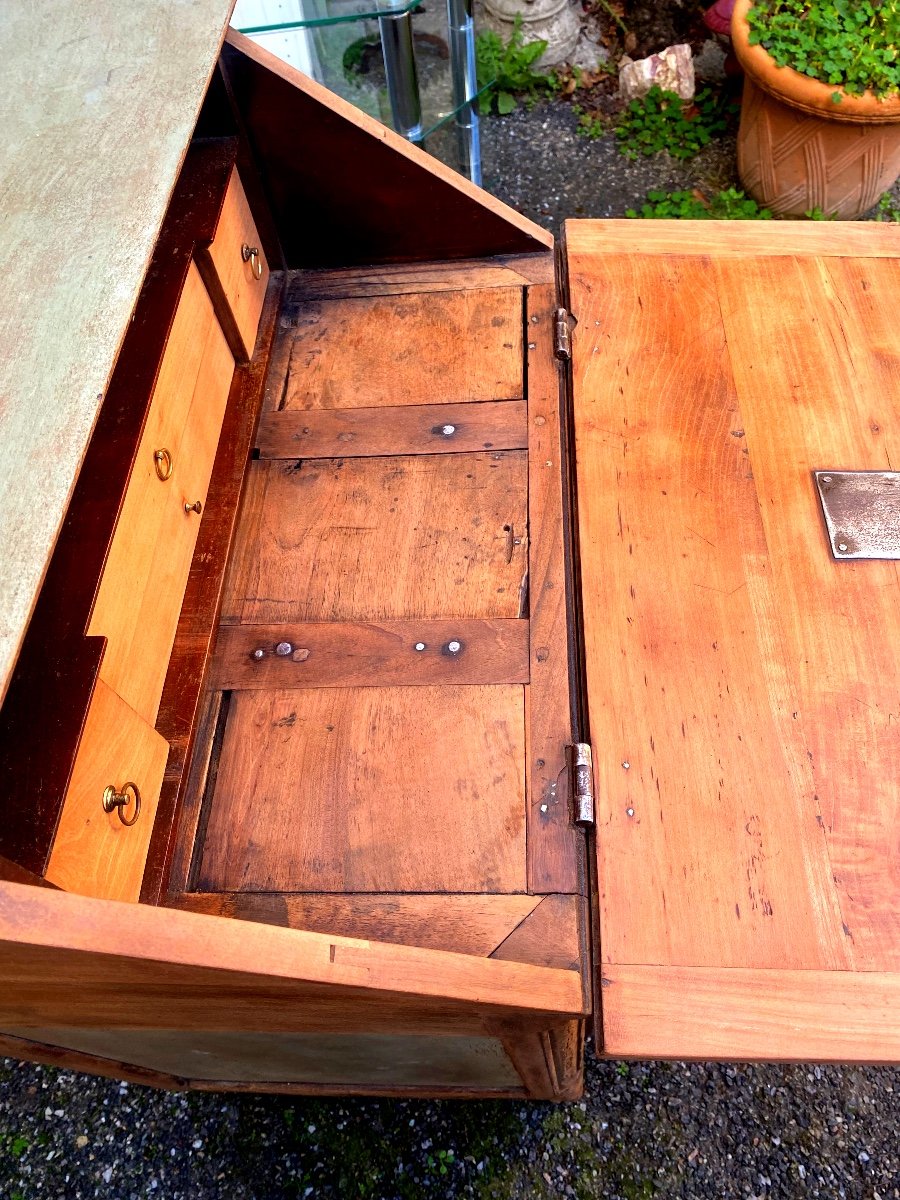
(566, 220, 900, 1062)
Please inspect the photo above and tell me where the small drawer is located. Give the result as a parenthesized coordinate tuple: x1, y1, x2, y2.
(198, 166, 270, 361)
(87, 262, 234, 724)
(45, 680, 169, 901)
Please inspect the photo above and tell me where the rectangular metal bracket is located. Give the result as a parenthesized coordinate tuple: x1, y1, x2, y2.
(569, 742, 594, 826)
(814, 470, 900, 561)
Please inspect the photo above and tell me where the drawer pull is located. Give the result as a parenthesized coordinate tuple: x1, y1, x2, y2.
(241, 243, 263, 281)
(102, 781, 142, 827)
(184, 499, 203, 515)
(153, 448, 173, 481)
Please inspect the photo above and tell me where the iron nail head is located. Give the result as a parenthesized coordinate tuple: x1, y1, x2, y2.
(626, 807, 635, 818)
(275, 641, 293, 656)
(441, 425, 456, 437)
(447, 640, 461, 653)
(414, 642, 426, 651)
(252, 648, 265, 660)
(837, 542, 848, 553)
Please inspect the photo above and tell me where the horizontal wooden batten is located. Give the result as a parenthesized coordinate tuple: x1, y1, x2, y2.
(284, 254, 555, 301)
(211, 619, 530, 689)
(601, 965, 900, 1062)
(257, 401, 528, 460)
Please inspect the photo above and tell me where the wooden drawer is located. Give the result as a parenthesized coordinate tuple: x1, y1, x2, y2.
(87, 263, 234, 724)
(199, 166, 270, 361)
(45, 680, 169, 901)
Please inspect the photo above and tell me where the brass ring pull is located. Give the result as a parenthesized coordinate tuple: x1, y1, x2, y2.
(241, 243, 263, 281)
(154, 448, 173, 481)
(184, 499, 203, 515)
(102, 781, 141, 827)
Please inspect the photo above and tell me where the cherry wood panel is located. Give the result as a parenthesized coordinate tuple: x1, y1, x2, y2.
(490, 895, 586, 975)
(278, 289, 523, 409)
(563, 218, 900, 260)
(257, 400, 528, 460)
(714, 253, 900, 971)
(284, 254, 555, 301)
(194, 685, 527, 893)
(524, 286, 583, 895)
(210, 618, 529, 689)
(0, 881, 586, 1033)
(45, 682, 169, 901)
(168, 893, 541, 955)
(601, 965, 900, 1062)
(571, 249, 850, 973)
(200, 166, 270, 360)
(222, 453, 528, 624)
(222, 31, 552, 268)
(88, 264, 234, 724)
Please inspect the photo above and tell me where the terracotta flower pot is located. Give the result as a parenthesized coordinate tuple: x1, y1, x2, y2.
(731, 0, 900, 219)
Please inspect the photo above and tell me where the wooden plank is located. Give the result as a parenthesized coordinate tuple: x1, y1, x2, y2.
(284, 254, 555, 300)
(569, 250, 850, 973)
(0, 881, 587, 1032)
(88, 264, 235, 724)
(4, 1028, 524, 1089)
(601, 965, 900, 1062)
(194, 685, 527, 893)
(714, 254, 900, 971)
(225, 454, 529, 623)
(210, 618, 529, 689)
(168, 893, 541, 955)
(257, 400, 528, 459)
(201, 166, 270, 361)
(524, 286, 583, 894)
(0, 1030, 187, 1091)
(45, 682, 169, 902)
(223, 30, 552, 268)
(563, 218, 900, 261)
(491, 895, 586, 974)
(0, 0, 233, 705)
(144, 274, 284, 905)
(278, 289, 523, 409)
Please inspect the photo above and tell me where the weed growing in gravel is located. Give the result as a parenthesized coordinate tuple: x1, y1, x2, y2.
(615, 85, 734, 159)
(476, 17, 556, 115)
(627, 187, 773, 219)
(875, 191, 900, 221)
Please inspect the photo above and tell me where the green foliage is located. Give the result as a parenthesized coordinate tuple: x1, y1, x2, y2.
(747, 0, 900, 100)
(804, 205, 837, 219)
(574, 106, 606, 139)
(475, 17, 556, 115)
(626, 187, 774, 219)
(615, 86, 733, 159)
(875, 190, 900, 220)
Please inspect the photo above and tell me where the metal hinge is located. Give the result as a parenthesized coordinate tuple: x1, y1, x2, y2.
(554, 307, 572, 361)
(569, 742, 594, 826)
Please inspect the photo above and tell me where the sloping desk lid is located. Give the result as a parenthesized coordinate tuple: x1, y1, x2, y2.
(0, 0, 235, 705)
(567, 221, 900, 1062)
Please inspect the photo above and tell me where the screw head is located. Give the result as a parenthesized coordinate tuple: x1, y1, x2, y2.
(275, 641, 293, 656)
(837, 542, 849, 553)
(822, 475, 832, 484)
(447, 640, 461, 654)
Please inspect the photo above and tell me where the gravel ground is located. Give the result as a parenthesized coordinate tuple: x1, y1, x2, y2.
(3, 91, 900, 1200)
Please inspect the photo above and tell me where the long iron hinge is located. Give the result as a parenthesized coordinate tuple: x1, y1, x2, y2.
(554, 307, 572, 361)
(569, 742, 594, 826)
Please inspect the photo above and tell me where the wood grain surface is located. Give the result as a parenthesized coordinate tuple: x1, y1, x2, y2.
(283, 255, 555, 301)
(278, 289, 523, 408)
(167, 892, 541, 956)
(257, 401, 528, 459)
(45, 682, 169, 901)
(568, 221, 900, 1061)
(223, 453, 528, 623)
(195, 685, 527, 893)
(88, 264, 234, 723)
(202, 166, 270, 359)
(210, 619, 529, 689)
(0, 0, 233, 705)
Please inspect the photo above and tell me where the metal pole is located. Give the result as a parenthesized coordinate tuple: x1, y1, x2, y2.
(446, 0, 482, 184)
(378, 6, 424, 146)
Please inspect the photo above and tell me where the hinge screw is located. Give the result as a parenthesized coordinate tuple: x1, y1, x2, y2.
(275, 641, 293, 656)
(837, 542, 848, 553)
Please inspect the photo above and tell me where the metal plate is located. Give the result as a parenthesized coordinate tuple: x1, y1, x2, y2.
(814, 471, 900, 560)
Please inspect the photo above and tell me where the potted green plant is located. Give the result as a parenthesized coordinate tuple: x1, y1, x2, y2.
(731, 0, 900, 219)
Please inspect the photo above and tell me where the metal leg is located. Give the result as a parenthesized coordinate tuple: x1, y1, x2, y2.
(446, 0, 482, 184)
(378, 9, 424, 145)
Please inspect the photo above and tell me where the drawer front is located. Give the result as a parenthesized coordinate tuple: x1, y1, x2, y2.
(45, 680, 169, 901)
(87, 263, 234, 724)
(204, 167, 270, 360)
